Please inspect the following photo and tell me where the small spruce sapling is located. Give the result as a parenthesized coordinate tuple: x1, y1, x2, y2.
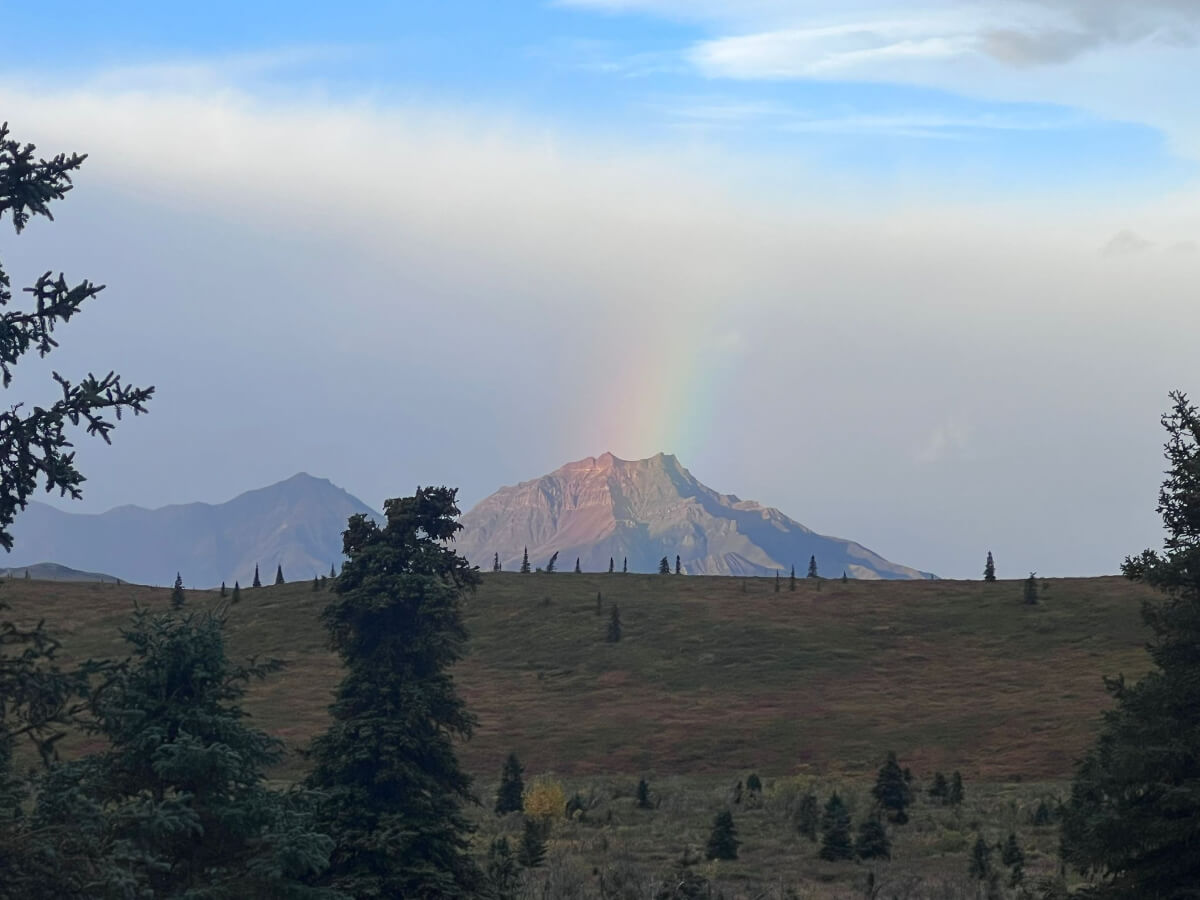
(606, 604, 622, 643)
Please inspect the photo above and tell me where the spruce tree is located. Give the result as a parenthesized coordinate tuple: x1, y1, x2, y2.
(32, 609, 333, 895)
(1062, 392, 1200, 896)
(636, 778, 652, 809)
(495, 753, 525, 815)
(608, 557, 614, 573)
(795, 790, 819, 841)
(275, 564, 285, 585)
(252, 564, 262, 588)
(928, 771, 948, 802)
(948, 770, 964, 807)
(307, 487, 482, 896)
(517, 818, 546, 869)
(808, 555, 818, 578)
(220, 580, 227, 598)
(774, 571, 780, 593)
(871, 750, 912, 824)
(855, 815, 891, 860)
(1023, 571, 1039, 604)
(329, 563, 336, 578)
(606, 604, 622, 643)
(231, 580, 241, 603)
(789, 565, 796, 591)
(544, 551, 558, 573)
(484, 837, 519, 898)
(312, 575, 320, 592)
(819, 792, 854, 861)
(705, 811, 739, 860)
(1001, 832, 1025, 885)
(0, 123, 153, 552)
(622, 556, 627, 573)
(984, 550, 997, 582)
(171, 572, 185, 609)
(675, 554, 681, 575)
(842, 571, 848, 583)
(574, 557, 581, 573)
(969, 834, 992, 881)
(520, 547, 531, 574)
(493, 552, 501, 573)
(658, 556, 670, 575)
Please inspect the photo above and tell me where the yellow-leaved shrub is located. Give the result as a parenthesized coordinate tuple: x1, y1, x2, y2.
(523, 777, 566, 821)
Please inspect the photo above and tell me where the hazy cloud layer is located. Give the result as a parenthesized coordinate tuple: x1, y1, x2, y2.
(1, 70, 1196, 579)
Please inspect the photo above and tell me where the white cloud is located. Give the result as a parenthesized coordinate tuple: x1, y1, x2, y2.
(1100, 229, 1154, 258)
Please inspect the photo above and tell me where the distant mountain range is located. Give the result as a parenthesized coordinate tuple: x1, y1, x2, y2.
(7, 473, 376, 588)
(456, 452, 934, 579)
(6, 455, 931, 586)
(0, 562, 118, 582)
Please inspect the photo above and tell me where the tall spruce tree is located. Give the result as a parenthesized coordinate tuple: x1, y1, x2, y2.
(494, 753, 525, 816)
(231, 580, 241, 603)
(984, 551, 996, 582)
(516, 818, 546, 869)
(253, 564, 262, 588)
(819, 792, 854, 861)
(493, 552, 501, 573)
(1061, 392, 1200, 896)
(574, 557, 581, 573)
(520, 547, 530, 574)
(170, 572, 185, 609)
(871, 750, 912, 824)
(545, 551, 558, 573)
(808, 555, 818, 578)
(275, 564, 285, 585)
(329, 563, 336, 579)
(608, 557, 614, 573)
(969, 834, 992, 881)
(675, 555, 681, 575)
(622, 556, 627, 574)
(307, 487, 482, 896)
(658, 556, 670, 575)
(789, 565, 796, 591)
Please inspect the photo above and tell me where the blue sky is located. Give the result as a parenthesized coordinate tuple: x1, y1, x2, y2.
(2, 1, 1199, 578)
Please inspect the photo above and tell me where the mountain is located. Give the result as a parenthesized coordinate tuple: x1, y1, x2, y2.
(456, 452, 933, 579)
(7, 473, 376, 588)
(0, 562, 119, 582)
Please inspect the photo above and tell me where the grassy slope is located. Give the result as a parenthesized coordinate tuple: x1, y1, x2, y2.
(1, 571, 1154, 782)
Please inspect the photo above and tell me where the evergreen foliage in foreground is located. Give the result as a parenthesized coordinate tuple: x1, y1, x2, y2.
(1062, 391, 1200, 896)
(855, 815, 891, 860)
(306, 486, 482, 897)
(29, 609, 335, 898)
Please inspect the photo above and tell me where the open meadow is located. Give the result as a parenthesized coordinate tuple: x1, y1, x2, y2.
(1, 571, 1155, 895)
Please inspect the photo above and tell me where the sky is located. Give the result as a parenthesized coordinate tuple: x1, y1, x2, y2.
(2, 0, 1198, 579)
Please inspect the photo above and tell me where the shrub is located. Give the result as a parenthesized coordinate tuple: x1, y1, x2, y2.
(523, 777, 567, 821)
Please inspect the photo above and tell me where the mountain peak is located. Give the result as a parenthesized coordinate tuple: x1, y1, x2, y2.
(457, 455, 933, 579)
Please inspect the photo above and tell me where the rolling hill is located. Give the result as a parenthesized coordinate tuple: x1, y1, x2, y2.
(1, 572, 1151, 780)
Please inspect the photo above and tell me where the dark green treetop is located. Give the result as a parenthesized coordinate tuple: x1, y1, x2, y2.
(306, 486, 482, 897)
(1062, 391, 1200, 896)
